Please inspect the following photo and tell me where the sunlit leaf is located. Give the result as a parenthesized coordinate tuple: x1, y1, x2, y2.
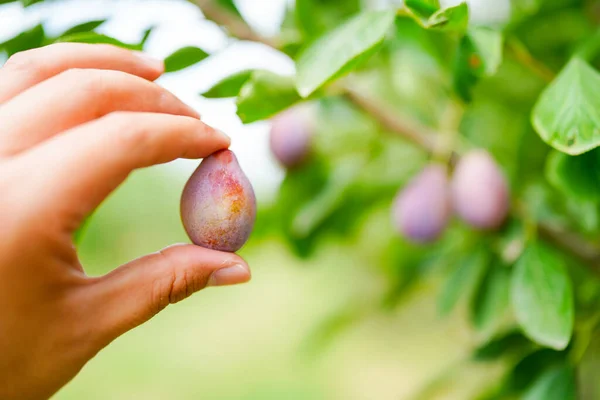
(164, 46, 209, 73)
(60, 19, 107, 36)
(56, 32, 141, 50)
(532, 58, 600, 155)
(511, 242, 574, 350)
(200, 70, 254, 98)
(236, 70, 302, 123)
(295, 10, 396, 97)
(0, 24, 45, 57)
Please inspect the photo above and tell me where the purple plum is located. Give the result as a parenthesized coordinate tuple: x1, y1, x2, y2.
(451, 150, 510, 230)
(181, 150, 256, 252)
(269, 106, 313, 168)
(392, 164, 452, 243)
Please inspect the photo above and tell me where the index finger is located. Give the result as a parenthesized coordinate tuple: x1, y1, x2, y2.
(0, 43, 164, 104)
(17, 112, 231, 223)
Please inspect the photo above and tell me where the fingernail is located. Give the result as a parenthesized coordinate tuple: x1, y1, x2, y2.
(207, 264, 250, 287)
(134, 51, 164, 72)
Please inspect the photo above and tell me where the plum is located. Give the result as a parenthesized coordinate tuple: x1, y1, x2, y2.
(392, 164, 452, 243)
(181, 150, 256, 252)
(269, 105, 313, 168)
(451, 149, 509, 230)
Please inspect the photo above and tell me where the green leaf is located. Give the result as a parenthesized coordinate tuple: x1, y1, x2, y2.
(215, 0, 241, 17)
(201, 70, 254, 98)
(438, 248, 488, 316)
(470, 262, 510, 332)
(532, 58, 600, 155)
(236, 70, 302, 123)
(579, 329, 600, 400)
(472, 330, 533, 362)
(56, 32, 141, 50)
(452, 27, 503, 101)
(405, 0, 440, 19)
(295, 0, 362, 39)
(163, 46, 209, 73)
(421, 2, 469, 33)
(501, 349, 566, 395)
(60, 19, 107, 37)
(511, 243, 574, 350)
(139, 26, 155, 47)
(468, 26, 503, 75)
(0, 24, 45, 57)
(546, 149, 600, 201)
(291, 157, 364, 238)
(295, 10, 396, 97)
(523, 365, 575, 400)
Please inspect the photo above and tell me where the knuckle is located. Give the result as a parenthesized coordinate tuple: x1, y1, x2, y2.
(4, 49, 40, 75)
(150, 250, 196, 315)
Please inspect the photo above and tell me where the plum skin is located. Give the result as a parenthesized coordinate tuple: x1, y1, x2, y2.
(392, 164, 452, 243)
(180, 150, 256, 252)
(451, 150, 510, 230)
(269, 106, 313, 169)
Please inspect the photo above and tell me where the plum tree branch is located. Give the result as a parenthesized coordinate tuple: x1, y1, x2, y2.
(189, 0, 280, 48)
(193, 0, 600, 270)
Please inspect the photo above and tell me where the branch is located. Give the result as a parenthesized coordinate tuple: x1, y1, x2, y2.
(190, 0, 280, 48)
(506, 38, 556, 83)
(192, 0, 600, 270)
(342, 86, 437, 153)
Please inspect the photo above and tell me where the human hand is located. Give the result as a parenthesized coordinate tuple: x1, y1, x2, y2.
(0, 43, 251, 400)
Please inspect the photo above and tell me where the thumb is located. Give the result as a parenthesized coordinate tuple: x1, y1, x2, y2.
(86, 244, 250, 344)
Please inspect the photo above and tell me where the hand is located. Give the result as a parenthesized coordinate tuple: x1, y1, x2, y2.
(0, 43, 251, 400)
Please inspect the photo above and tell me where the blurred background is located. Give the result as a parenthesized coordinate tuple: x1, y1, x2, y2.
(2, 0, 598, 399)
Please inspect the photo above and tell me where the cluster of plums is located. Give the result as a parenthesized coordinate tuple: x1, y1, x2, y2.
(393, 150, 510, 243)
(179, 105, 509, 253)
(267, 105, 510, 244)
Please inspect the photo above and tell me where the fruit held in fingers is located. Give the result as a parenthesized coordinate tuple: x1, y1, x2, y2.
(181, 150, 257, 252)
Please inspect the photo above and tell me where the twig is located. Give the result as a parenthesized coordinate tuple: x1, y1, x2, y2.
(342, 86, 437, 153)
(192, 0, 600, 270)
(506, 38, 556, 83)
(190, 0, 280, 48)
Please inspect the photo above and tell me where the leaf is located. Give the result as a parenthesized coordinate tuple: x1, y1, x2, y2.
(501, 349, 566, 395)
(424, 2, 469, 33)
(452, 27, 503, 101)
(523, 365, 576, 400)
(511, 242, 574, 350)
(200, 70, 254, 98)
(470, 262, 510, 332)
(468, 26, 503, 75)
(291, 157, 364, 238)
(295, 10, 396, 97)
(295, 0, 362, 39)
(236, 70, 302, 123)
(438, 247, 488, 316)
(472, 330, 533, 362)
(215, 0, 241, 17)
(60, 19, 107, 36)
(405, 0, 440, 19)
(546, 149, 600, 201)
(163, 46, 209, 73)
(56, 32, 141, 50)
(532, 58, 600, 155)
(579, 329, 600, 400)
(139, 26, 155, 47)
(0, 24, 45, 57)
